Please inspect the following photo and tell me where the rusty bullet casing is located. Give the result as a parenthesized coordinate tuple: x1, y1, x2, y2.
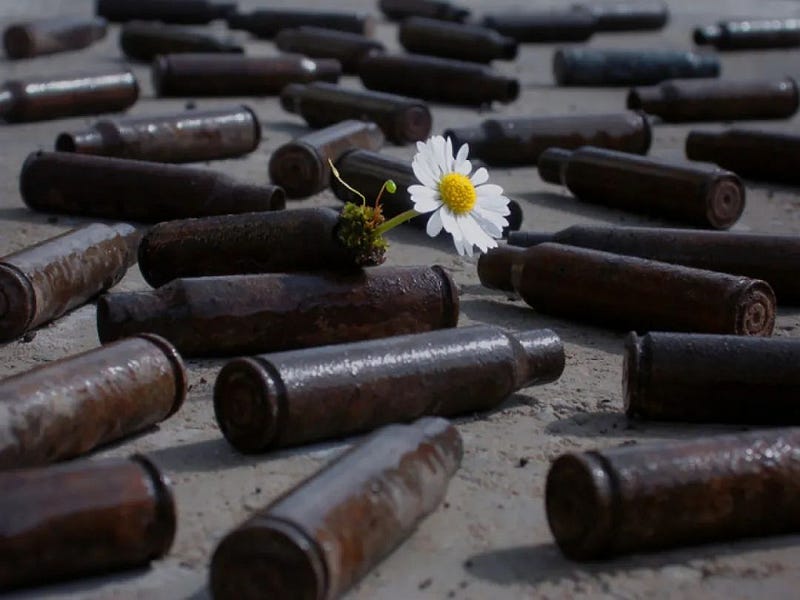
(477, 245, 526, 292)
(507, 225, 800, 304)
(269, 120, 385, 198)
(0, 223, 138, 342)
(0, 69, 138, 123)
(379, 0, 470, 23)
(332, 149, 523, 234)
(138, 208, 357, 288)
(226, 9, 375, 39)
(686, 128, 800, 186)
(20, 151, 285, 223)
(444, 111, 652, 167)
(482, 9, 597, 43)
(119, 22, 243, 62)
(275, 27, 384, 75)
(399, 18, 517, 63)
(97, 0, 235, 24)
(0, 335, 185, 470)
(537, 146, 745, 229)
(628, 78, 799, 122)
(55, 105, 261, 163)
(4, 17, 107, 59)
(512, 243, 776, 336)
(97, 266, 460, 357)
(575, 1, 668, 32)
(152, 53, 341, 97)
(280, 82, 432, 145)
(359, 53, 520, 106)
(211, 417, 462, 599)
(695, 19, 800, 50)
(546, 428, 800, 560)
(0, 455, 175, 590)
(554, 48, 720, 87)
(215, 325, 564, 452)
(625, 332, 800, 424)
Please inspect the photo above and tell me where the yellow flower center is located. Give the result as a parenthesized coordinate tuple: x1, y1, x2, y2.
(438, 173, 476, 215)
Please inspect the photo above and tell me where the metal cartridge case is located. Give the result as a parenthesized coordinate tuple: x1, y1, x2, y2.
(628, 78, 799, 122)
(280, 82, 432, 145)
(546, 428, 800, 560)
(482, 9, 597, 43)
(537, 146, 744, 229)
(444, 112, 651, 167)
(152, 53, 341, 97)
(359, 53, 520, 106)
(379, 0, 470, 23)
(0, 335, 185, 469)
(695, 19, 800, 50)
(20, 151, 285, 222)
(0, 223, 138, 342)
(0, 455, 176, 590)
(507, 225, 800, 304)
(119, 22, 243, 62)
(399, 18, 517, 63)
(512, 243, 776, 336)
(97, 266, 460, 357)
(275, 27, 384, 74)
(0, 69, 138, 123)
(55, 105, 261, 163)
(477, 245, 526, 291)
(554, 48, 720, 87)
(226, 9, 375, 39)
(4, 17, 107, 59)
(269, 120, 385, 198)
(575, 1, 668, 31)
(214, 325, 564, 452)
(331, 149, 523, 234)
(97, 0, 235, 24)
(625, 332, 800, 423)
(210, 417, 462, 599)
(138, 208, 357, 287)
(686, 128, 800, 185)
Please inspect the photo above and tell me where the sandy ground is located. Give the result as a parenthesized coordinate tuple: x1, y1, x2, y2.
(2, 0, 800, 598)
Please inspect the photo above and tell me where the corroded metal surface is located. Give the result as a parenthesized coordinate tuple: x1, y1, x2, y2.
(379, 0, 470, 23)
(399, 18, 517, 63)
(3, 17, 107, 59)
(482, 9, 597, 43)
(210, 418, 463, 599)
(695, 19, 800, 50)
(119, 22, 243, 62)
(97, 0, 235, 24)
(275, 27, 384, 74)
(226, 9, 375, 39)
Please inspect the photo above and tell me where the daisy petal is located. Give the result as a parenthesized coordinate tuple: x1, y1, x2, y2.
(455, 158, 472, 175)
(412, 157, 438, 188)
(445, 137, 454, 172)
(440, 208, 463, 241)
(472, 209, 505, 238)
(410, 192, 442, 214)
(477, 194, 511, 215)
(426, 209, 443, 237)
(470, 167, 489, 186)
(459, 215, 495, 253)
(475, 183, 504, 197)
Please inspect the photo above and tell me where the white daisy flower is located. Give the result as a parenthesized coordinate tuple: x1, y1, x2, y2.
(408, 135, 511, 257)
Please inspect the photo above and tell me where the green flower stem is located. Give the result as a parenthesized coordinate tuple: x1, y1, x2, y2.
(375, 209, 421, 235)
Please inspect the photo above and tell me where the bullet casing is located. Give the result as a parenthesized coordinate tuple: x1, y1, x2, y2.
(227, 9, 375, 39)
(275, 27, 385, 74)
(482, 9, 597, 43)
(280, 82, 432, 144)
(210, 418, 462, 599)
(477, 245, 526, 291)
(0, 455, 176, 590)
(97, 266, 460, 357)
(537, 146, 745, 229)
(4, 17, 107, 59)
(512, 243, 776, 336)
(119, 22, 243, 61)
(214, 325, 564, 452)
(97, 0, 235, 24)
(576, 1, 668, 31)
(379, 0, 470, 22)
(695, 19, 800, 50)
(20, 151, 285, 222)
(0, 223, 138, 342)
(399, 18, 517, 63)
(546, 428, 800, 560)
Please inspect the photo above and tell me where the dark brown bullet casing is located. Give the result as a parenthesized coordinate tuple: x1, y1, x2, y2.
(686, 129, 800, 185)
(138, 208, 356, 287)
(210, 417, 462, 599)
(546, 428, 800, 560)
(153, 54, 341, 97)
(628, 78, 799, 122)
(482, 9, 597, 43)
(275, 27, 384, 74)
(359, 53, 520, 106)
(0, 69, 138, 123)
(226, 9, 375, 39)
(576, 1, 668, 32)
(537, 146, 744, 229)
(444, 112, 651, 167)
(119, 22, 243, 62)
(399, 18, 517, 63)
(97, 0, 235, 24)
(269, 120, 385, 198)
(4, 17, 107, 59)
(280, 82, 432, 145)
(695, 19, 800, 50)
(477, 245, 526, 292)
(625, 332, 800, 424)
(0, 455, 176, 590)
(0, 335, 185, 469)
(55, 106, 261, 163)
(507, 225, 800, 304)
(512, 243, 776, 336)
(20, 151, 285, 223)
(97, 266, 460, 357)
(0, 223, 137, 342)
(214, 326, 564, 452)
(379, 0, 470, 23)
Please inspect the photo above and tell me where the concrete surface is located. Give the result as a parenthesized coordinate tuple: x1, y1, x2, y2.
(2, 0, 800, 598)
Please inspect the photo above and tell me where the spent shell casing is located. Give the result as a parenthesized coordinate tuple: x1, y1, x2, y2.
(275, 27, 384, 74)
(97, 0, 235, 24)
(695, 19, 800, 50)
(379, 0, 470, 23)
(4, 17, 107, 59)
(477, 245, 527, 291)
(575, 1, 668, 31)
(119, 22, 243, 62)
(210, 418, 462, 599)
(226, 9, 375, 39)
(399, 17, 517, 63)
(482, 9, 597, 43)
